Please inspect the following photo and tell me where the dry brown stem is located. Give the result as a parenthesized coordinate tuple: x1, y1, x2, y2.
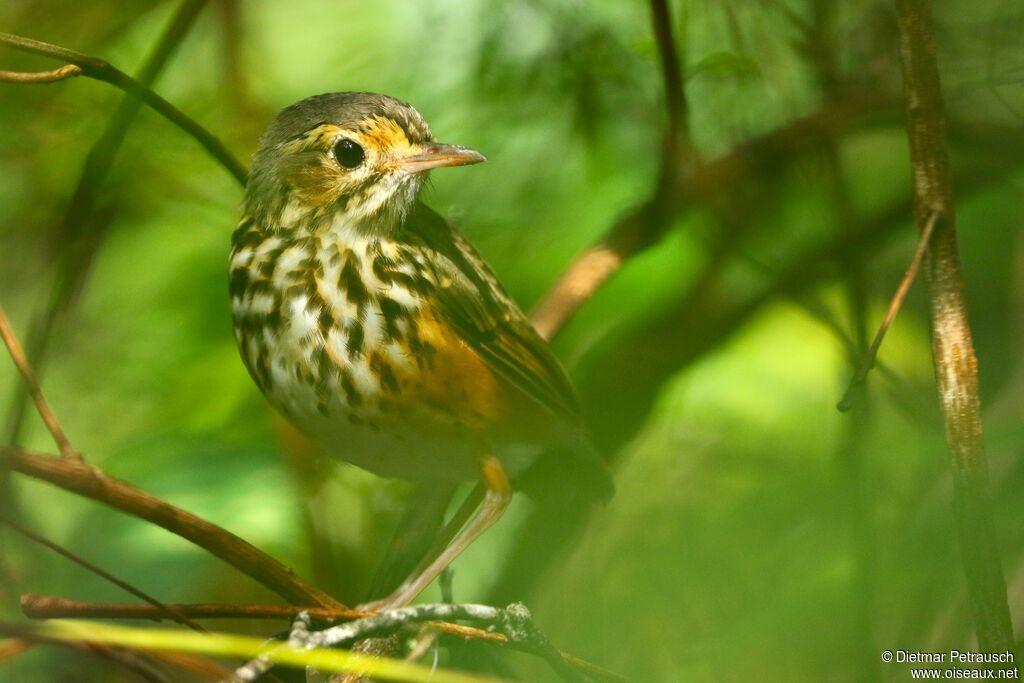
(0, 306, 77, 459)
(837, 209, 940, 410)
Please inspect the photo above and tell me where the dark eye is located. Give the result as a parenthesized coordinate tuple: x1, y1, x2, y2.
(333, 138, 365, 169)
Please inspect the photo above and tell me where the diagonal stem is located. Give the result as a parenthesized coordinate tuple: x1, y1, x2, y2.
(0, 306, 76, 459)
(837, 208, 940, 411)
(1, 446, 344, 610)
(3, 519, 205, 632)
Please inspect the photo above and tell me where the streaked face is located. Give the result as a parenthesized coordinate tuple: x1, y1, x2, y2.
(247, 95, 484, 234)
(277, 115, 428, 225)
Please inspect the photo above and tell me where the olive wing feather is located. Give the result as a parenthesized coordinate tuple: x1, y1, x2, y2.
(401, 203, 581, 422)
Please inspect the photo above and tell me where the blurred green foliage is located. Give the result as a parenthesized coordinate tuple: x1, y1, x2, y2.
(1, 0, 1023, 681)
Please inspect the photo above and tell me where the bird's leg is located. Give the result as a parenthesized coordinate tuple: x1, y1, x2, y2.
(361, 453, 511, 611)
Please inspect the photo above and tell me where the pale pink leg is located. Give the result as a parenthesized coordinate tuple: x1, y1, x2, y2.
(361, 455, 511, 610)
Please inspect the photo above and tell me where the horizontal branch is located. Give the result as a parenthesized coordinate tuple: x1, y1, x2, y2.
(21, 594, 367, 622)
(0, 64, 80, 83)
(0, 31, 246, 185)
(239, 603, 617, 683)
(19, 594, 504, 644)
(21, 594, 623, 682)
(1, 447, 341, 609)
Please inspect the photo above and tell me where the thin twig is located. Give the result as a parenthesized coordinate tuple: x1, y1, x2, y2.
(18, 595, 505, 644)
(0, 446, 343, 610)
(231, 611, 313, 682)
(3, 521, 205, 632)
(0, 64, 80, 83)
(0, 305, 77, 459)
(0, 30, 246, 184)
(837, 208, 940, 411)
(894, 0, 1014, 652)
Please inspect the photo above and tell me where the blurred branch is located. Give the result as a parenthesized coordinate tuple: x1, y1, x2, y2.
(81, 644, 175, 683)
(0, 306, 76, 459)
(501, 91, 902, 604)
(531, 93, 895, 339)
(493, 124, 1024, 603)
(3, 520, 205, 632)
(0, 638, 32, 663)
(144, 650, 234, 681)
(0, 28, 246, 184)
(649, 0, 691, 161)
(837, 209, 939, 410)
(894, 0, 1014, 651)
(531, 0, 692, 340)
(0, 446, 344, 610)
(79, 643, 175, 683)
(0, 64, 80, 83)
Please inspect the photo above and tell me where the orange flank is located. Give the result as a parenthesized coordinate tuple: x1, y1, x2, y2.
(396, 310, 502, 432)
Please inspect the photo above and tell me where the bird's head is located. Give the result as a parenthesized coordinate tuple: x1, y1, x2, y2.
(244, 92, 485, 235)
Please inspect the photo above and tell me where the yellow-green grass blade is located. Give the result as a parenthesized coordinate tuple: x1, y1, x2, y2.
(28, 619, 511, 683)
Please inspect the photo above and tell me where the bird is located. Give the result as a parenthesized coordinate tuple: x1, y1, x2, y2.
(229, 92, 611, 609)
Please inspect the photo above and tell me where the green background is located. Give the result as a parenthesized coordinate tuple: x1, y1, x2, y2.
(1, 0, 1022, 680)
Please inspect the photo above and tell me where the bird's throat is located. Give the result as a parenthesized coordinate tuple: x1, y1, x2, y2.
(268, 174, 422, 240)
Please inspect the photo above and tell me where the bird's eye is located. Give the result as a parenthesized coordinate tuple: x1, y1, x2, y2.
(333, 138, 365, 169)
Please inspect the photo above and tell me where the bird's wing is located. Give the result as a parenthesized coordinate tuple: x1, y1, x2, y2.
(401, 203, 581, 422)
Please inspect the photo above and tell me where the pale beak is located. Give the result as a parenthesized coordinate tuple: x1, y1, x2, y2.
(397, 143, 486, 174)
